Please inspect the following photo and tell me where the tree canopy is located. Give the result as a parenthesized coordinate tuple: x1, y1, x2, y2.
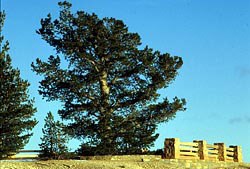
(32, 1, 186, 155)
(0, 12, 37, 159)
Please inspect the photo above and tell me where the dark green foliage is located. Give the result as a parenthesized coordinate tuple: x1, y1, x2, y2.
(0, 12, 37, 159)
(77, 143, 96, 156)
(32, 1, 186, 155)
(146, 149, 164, 156)
(39, 112, 68, 159)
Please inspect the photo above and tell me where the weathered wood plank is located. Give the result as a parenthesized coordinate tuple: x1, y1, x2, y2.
(10, 154, 39, 159)
(226, 152, 234, 156)
(180, 147, 198, 152)
(180, 142, 198, 147)
(208, 149, 218, 154)
(207, 144, 218, 149)
(226, 148, 234, 152)
(208, 154, 218, 158)
(180, 151, 198, 157)
(226, 157, 234, 162)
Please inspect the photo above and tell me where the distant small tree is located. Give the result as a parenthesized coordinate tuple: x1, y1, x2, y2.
(39, 112, 68, 159)
(0, 12, 37, 159)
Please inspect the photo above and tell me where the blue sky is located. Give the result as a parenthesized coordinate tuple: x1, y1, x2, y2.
(1, 0, 250, 162)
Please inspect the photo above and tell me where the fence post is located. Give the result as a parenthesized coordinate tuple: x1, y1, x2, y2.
(215, 143, 226, 161)
(194, 140, 208, 160)
(230, 146, 243, 162)
(164, 138, 180, 159)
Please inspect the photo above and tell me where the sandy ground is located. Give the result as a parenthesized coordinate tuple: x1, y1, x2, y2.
(1, 160, 174, 169)
(1, 160, 250, 169)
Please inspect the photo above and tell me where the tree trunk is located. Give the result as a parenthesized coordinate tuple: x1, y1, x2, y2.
(98, 70, 114, 153)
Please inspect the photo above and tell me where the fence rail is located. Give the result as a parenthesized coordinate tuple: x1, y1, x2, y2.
(164, 138, 242, 162)
(9, 150, 41, 159)
(179, 141, 199, 160)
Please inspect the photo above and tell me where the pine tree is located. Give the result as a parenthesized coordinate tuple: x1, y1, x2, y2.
(32, 1, 186, 155)
(39, 112, 68, 159)
(0, 12, 37, 159)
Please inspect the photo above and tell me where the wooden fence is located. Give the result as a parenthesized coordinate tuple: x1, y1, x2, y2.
(9, 150, 41, 159)
(164, 138, 242, 162)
